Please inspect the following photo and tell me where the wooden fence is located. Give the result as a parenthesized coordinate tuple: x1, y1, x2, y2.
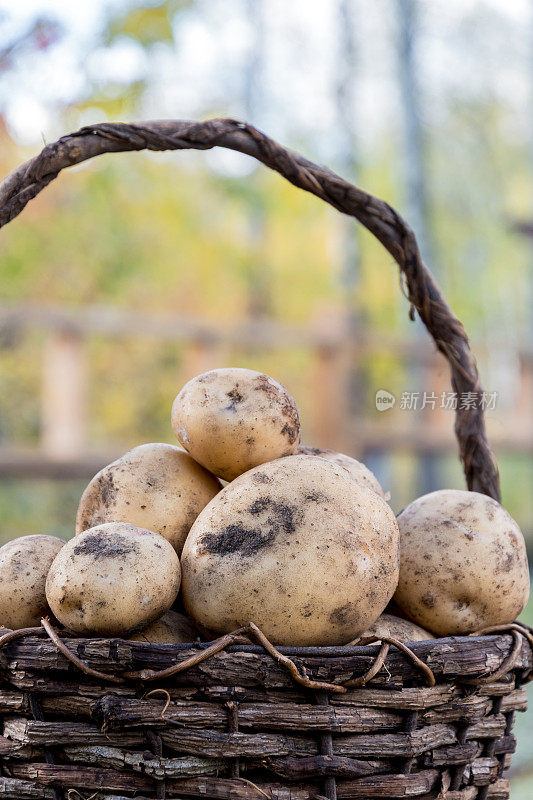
(1, 303, 532, 483)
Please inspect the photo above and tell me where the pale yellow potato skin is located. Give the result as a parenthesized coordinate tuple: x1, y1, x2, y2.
(394, 489, 530, 636)
(46, 523, 181, 636)
(129, 610, 198, 643)
(181, 455, 400, 646)
(75, 443, 221, 554)
(298, 446, 386, 499)
(357, 613, 434, 644)
(0, 535, 65, 629)
(171, 368, 300, 482)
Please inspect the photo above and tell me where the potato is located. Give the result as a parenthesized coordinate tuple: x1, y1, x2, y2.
(171, 368, 300, 481)
(129, 610, 197, 643)
(0, 535, 64, 629)
(181, 455, 399, 646)
(46, 523, 180, 636)
(76, 443, 221, 554)
(298, 446, 386, 498)
(394, 489, 530, 636)
(357, 613, 434, 645)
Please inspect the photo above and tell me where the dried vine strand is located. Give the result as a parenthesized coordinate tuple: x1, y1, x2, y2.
(237, 777, 272, 799)
(121, 626, 251, 682)
(246, 622, 346, 694)
(463, 630, 523, 685)
(0, 118, 500, 499)
(344, 636, 436, 688)
(470, 622, 533, 651)
(125, 623, 347, 694)
(343, 642, 390, 687)
(40, 618, 124, 684)
(465, 623, 533, 684)
(0, 626, 44, 647)
(144, 689, 171, 717)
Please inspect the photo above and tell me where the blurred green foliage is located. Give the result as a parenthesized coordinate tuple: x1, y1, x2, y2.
(104, 2, 184, 47)
(1, 140, 533, 538)
(1, 0, 533, 547)
(1, 3, 532, 793)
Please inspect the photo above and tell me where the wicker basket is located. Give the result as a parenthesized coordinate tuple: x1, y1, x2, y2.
(0, 118, 531, 800)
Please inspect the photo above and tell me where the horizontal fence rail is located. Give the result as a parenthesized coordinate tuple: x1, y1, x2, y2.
(0, 302, 532, 481)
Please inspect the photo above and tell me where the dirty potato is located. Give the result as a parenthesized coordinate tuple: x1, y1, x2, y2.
(298, 446, 386, 499)
(394, 489, 530, 636)
(129, 610, 197, 643)
(46, 523, 181, 636)
(181, 455, 400, 646)
(75, 443, 221, 554)
(171, 368, 300, 481)
(0, 535, 64, 629)
(356, 612, 434, 644)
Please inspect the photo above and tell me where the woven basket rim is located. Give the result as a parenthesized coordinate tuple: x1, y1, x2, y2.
(3, 624, 530, 686)
(50, 630, 521, 655)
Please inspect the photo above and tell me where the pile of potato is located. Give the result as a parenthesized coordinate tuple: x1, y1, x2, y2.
(0, 367, 529, 648)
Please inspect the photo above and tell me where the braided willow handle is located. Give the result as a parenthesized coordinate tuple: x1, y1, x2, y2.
(0, 118, 500, 499)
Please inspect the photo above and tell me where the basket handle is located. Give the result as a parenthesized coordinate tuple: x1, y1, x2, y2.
(0, 118, 500, 500)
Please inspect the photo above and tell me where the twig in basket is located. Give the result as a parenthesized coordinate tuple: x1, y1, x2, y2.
(343, 642, 390, 687)
(122, 626, 251, 681)
(464, 629, 523, 684)
(41, 618, 124, 684)
(344, 636, 436, 688)
(247, 622, 347, 694)
(0, 626, 45, 648)
(237, 777, 272, 799)
(470, 622, 533, 651)
(144, 688, 171, 717)
(382, 637, 436, 686)
(125, 623, 347, 693)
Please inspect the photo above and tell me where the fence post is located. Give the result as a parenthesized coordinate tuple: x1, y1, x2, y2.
(308, 311, 351, 451)
(41, 329, 87, 459)
(181, 336, 228, 383)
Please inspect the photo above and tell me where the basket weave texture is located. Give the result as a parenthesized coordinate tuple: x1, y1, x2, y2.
(0, 628, 531, 799)
(0, 119, 530, 799)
